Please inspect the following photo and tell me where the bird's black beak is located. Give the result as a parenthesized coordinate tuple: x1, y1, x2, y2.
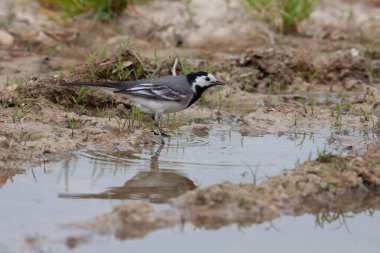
(212, 80, 225, 86)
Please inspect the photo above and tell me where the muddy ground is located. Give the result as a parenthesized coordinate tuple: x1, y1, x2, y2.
(1, 0, 380, 248)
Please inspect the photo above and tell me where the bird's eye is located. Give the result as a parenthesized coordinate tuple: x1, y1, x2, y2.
(205, 77, 210, 81)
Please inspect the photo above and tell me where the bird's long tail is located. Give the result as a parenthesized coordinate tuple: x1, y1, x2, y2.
(61, 82, 120, 88)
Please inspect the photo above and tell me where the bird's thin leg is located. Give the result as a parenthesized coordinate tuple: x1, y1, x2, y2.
(153, 113, 163, 137)
(152, 113, 167, 143)
(153, 113, 170, 138)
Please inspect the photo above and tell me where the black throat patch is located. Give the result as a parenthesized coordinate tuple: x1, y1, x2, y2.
(187, 85, 211, 108)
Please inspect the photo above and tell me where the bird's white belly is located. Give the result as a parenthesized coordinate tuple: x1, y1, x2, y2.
(126, 96, 188, 113)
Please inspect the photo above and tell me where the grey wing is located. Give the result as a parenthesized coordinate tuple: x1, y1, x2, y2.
(114, 83, 187, 101)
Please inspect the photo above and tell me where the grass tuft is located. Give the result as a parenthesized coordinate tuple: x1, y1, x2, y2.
(179, 58, 192, 75)
(243, 0, 317, 34)
(66, 116, 76, 137)
(75, 87, 91, 104)
(10, 108, 24, 123)
(316, 148, 328, 162)
(38, 0, 130, 20)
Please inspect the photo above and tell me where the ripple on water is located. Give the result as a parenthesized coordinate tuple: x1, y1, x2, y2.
(83, 129, 331, 168)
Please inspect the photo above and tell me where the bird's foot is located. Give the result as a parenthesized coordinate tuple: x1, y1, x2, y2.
(152, 138, 165, 145)
(152, 129, 169, 144)
(153, 129, 171, 137)
(161, 132, 171, 138)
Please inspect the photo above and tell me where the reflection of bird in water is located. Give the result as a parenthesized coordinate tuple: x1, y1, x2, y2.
(59, 170, 196, 203)
(59, 144, 196, 203)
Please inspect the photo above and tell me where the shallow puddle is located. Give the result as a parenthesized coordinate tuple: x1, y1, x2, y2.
(70, 129, 334, 191)
(0, 128, 377, 252)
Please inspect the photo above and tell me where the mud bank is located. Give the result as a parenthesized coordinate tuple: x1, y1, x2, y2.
(174, 144, 380, 227)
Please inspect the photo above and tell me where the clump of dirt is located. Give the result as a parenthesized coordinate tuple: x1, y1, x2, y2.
(70, 49, 148, 82)
(237, 48, 315, 93)
(67, 202, 179, 240)
(173, 143, 380, 228)
(321, 49, 380, 85)
(68, 48, 191, 86)
(231, 46, 380, 94)
(1, 77, 75, 107)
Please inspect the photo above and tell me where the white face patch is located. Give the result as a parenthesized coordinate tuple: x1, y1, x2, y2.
(191, 74, 218, 93)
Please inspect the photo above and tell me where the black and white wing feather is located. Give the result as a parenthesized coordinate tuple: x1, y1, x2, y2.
(62, 75, 192, 102)
(115, 83, 187, 101)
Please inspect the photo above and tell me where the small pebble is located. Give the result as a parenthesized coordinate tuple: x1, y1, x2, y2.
(0, 30, 14, 48)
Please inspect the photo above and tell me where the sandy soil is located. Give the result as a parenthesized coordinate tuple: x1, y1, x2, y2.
(0, 0, 380, 246)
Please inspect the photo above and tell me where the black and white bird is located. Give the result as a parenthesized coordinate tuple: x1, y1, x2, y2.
(62, 71, 224, 142)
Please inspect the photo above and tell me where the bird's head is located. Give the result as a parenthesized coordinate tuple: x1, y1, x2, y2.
(186, 71, 225, 95)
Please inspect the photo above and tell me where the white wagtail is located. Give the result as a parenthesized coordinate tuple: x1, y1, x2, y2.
(63, 71, 225, 142)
